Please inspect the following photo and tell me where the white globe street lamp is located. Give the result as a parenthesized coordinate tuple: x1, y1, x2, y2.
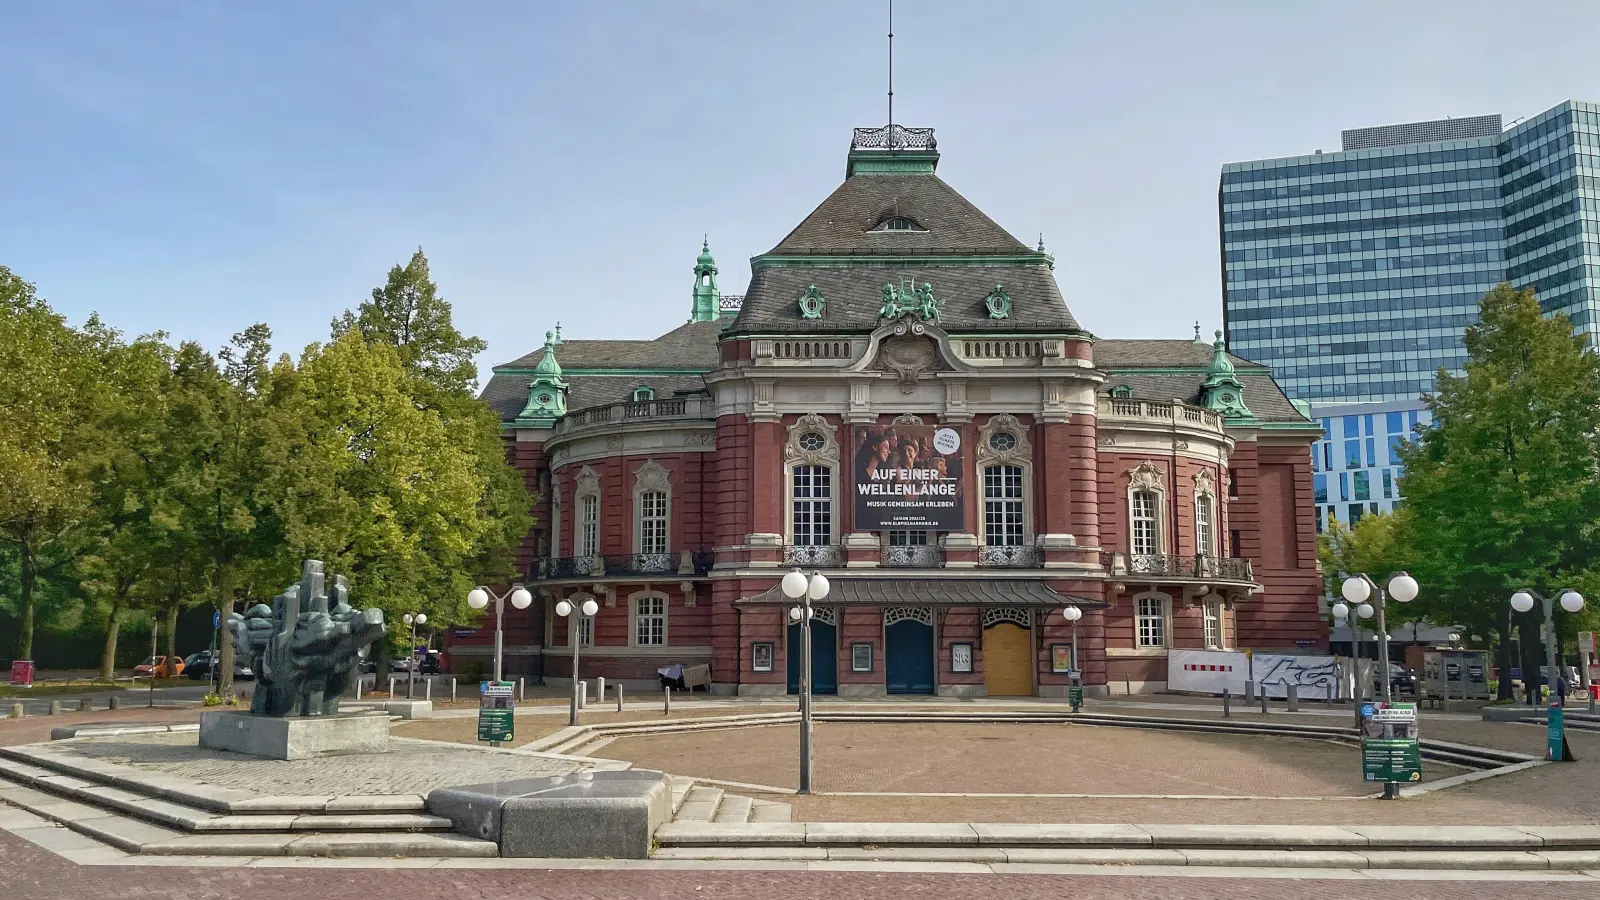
(1061, 606, 1084, 702)
(1388, 573, 1419, 604)
(1511, 591, 1536, 614)
(556, 595, 599, 725)
(1341, 577, 1372, 605)
(1356, 602, 1375, 620)
(1509, 588, 1587, 722)
(784, 569, 828, 795)
(401, 612, 428, 698)
(1560, 591, 1586, 615)
(466, 584, 531, 686)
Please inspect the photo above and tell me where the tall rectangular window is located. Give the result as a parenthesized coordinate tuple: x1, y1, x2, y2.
(984, 465, 1025, 546)
(1203, 601, 1222, 649)
(1196, 495, 1214, 556)
(1353, 471, 1370, 501)
(791, 465, 832, 545)
(1323, 443, 1332, 470)
(1228, 469, 1239, 498)
(1383, 469, 1393, 499)
(1137, 595, 1167, 648)
(1349, 503, 1364, 524)
(1386, 412, 1404, 433)
(574, 615, 593, 647)
(1130, 490, 1159, 555)
(1365, 437, 1376, 466)
(1344, 440, 1361, 468)
(1313, 473, 1327, 504)
(638, 491, 668, 555)
(1363, 414, 1374, 436)
(1339, 472, 1349, 502)
(579, 495, 599, 557)
(1342, 415, 1360, 439)
(887, 530, 929, 545)
(634, 595, 665, 646)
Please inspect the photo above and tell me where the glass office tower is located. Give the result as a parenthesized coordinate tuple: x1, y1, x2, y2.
(1220, 100, 1600, 530)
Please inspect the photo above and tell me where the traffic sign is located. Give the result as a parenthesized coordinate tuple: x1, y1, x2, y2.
(213, 611, 222, 629)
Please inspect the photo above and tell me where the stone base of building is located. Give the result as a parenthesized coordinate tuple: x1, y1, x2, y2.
(937, 684, 986, 699)
(1104, 679, 1168, 695)
(198, 710, 389, 760)
(838, 684, 889, 698)
(736, 683, 787, 697)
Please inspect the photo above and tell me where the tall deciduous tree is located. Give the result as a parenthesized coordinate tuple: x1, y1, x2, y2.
(1399, 283, 1600, 698)
(0, 267, 100, 661)
(332, 249, 487, 397)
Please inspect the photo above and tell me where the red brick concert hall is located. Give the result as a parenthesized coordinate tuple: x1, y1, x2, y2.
(445, 124, 1326, 698)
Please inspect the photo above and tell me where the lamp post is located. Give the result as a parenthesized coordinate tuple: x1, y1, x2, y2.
(1331, 597, 1375, 725)
(1510, 589, 1584, 708)
(555, 597, 600, 726)
(1340, 572, 1419, 704)
(782, 568, 829, 795)
(467, 584, 533, 684)
(401, 613, 427, 699)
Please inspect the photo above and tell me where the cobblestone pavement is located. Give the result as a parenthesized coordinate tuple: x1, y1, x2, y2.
(59, 731, 592, 796)
(594, 722, 1454, 796)
(394, 707, 763, 748)
(6, 832, 1600, 900)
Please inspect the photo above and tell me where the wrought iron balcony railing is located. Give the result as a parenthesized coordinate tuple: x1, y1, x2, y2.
(977, 544, 1040, 568)
(783, 544, 846, 567)
(533, 550, 715, 580)
(1102, 552, 1254, 583)
(880, 544, 944, 568)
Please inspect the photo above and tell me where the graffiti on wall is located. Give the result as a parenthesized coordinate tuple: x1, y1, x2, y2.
(1253, 653, 1338, 700)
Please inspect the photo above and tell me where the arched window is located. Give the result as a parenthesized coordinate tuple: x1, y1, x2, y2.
(792, 465, 833, 546)
(1131, 490, 1159, 556)
(632, 459, 672, 557)
(872, 216, 923, 232)
(632, 385, 654, 401)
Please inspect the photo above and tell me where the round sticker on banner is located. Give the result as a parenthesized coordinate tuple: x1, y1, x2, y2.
(1360, 703, 1376, 719)
(932, 427, 961, 455)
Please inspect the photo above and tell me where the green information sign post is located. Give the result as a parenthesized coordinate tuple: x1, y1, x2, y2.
(1360, 701, 1421, 798)
(1548, 704, 1575, 762)
(477, 681, 516, 746)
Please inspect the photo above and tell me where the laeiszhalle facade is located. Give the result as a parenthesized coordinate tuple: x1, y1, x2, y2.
(446, 125, 1326, 697)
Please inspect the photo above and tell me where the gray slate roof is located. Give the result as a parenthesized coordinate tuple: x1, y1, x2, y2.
(768, 174, 1035, 256)
(729, 264, 1079, 335)
(482, 373, 708, 421)
(1094, 340, 1308, 424)
(499, 319, 722, 370)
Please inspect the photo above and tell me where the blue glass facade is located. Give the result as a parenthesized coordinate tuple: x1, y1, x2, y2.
(1307, 400, 1429, 532)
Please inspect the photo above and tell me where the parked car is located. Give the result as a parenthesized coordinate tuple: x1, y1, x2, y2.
(1374, 663, 1419, 697)
(183, 650, 253, 681)
(392, 651, 441, 674)
(133, 655, 185, 677)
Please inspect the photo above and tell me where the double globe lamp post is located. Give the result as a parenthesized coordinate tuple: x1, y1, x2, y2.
(401, 612, 428, 699)
(1330, 572, 1419, 705)
(782, 569, 830, 795)
(466, 584, 532, 684)
(555, 596, 600, 726)
(1510, 588, 1585, 707)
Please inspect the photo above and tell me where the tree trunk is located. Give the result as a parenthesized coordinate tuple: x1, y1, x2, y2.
(1519, 614, 1544, 706)
(1495, 612, 1514, 701)
(216, 564, 236, 698)
(164, 603, 179, 675)
(99, 599, 122, 682)
(17, 539, 35, 661)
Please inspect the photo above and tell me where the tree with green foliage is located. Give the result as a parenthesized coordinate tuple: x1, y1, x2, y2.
(0, 267, 102, 661)
(1398, 283, 1600, 698)
(332, 249, 487, 397)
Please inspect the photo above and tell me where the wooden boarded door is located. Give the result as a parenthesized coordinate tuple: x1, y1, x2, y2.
(982, 608, 1034, 697)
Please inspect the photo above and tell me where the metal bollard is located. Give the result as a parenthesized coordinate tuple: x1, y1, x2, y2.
(78, 698, 91, 712)
(578, 681, 587, 709)
(1286, 684, 1299, 712)
(597, 676, 606, 705)
(8, 703, 22, 719)
(1222, 688, 1231, 718)
(518, 677, 525, 702)
(388, 676, 396, 698)
(664, 685, 672, 715)
(451, 678, 457, 702)
(1260, 690, 1269, 714)
(48, 700, 61, 716)
(1244, 680, 1255, 702)
(616, 685, 624, 713)
(425, 678, 432, 701)
(108, 695, 120, 710)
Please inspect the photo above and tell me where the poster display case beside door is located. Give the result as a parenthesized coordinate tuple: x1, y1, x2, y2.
(950, 642, 973, 674)
(1050, 644, 1074, 673)
(851, 642, 874, 673)
(751, 642, 774, 673)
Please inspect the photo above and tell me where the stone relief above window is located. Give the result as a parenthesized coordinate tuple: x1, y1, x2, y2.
(796, 283, 826, 320)
(785, 412, 840, 466)
(977, 414, 1031, 466)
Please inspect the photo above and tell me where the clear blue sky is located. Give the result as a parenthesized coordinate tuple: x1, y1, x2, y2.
(5, 1, 1599, 382)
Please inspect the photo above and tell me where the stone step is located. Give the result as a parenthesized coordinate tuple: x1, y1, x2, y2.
(669, 776, 696, 815)
(749, 799, 792, 823)
(673, 785, 724, 822)
(711, 794, 752, 824)
(0, 754, 450, 832)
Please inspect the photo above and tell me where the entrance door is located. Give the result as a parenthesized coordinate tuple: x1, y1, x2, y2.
(886, 608, 935, 695)
(787, 616, 837, 695)
(982, 623, 1034, 696)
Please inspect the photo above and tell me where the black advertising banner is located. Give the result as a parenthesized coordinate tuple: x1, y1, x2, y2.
(852, 424, 965, 530)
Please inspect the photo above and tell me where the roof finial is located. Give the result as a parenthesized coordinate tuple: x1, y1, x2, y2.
(554, 322, 564, 345)
(1037, 233, 1045, 252)
(887, 0, 895, 138)
(1193, 321, 1201, 342)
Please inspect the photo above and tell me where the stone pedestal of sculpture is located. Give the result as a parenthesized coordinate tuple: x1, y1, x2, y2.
(199, 709, 390, 760)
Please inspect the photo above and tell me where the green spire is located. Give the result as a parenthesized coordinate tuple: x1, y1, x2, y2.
(690, 237, 720, 322)
(1199, 330, 1253, 421)
(515, 329, 569, 426)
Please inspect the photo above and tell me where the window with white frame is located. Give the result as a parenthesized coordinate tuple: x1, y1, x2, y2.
(1131, 490, 1159, 556)
(983, 465, 1025, 546)
(638, 491, 668, 554)
(1195, 493, 1215, 557)
(1136, 594, 1167, 648)
(792, 464, 832, 545)
(634, 594, 665, 646)
(578, 494, 599, 557)
(887, 530, 929, 545)
(1203, 600, 1223, 649)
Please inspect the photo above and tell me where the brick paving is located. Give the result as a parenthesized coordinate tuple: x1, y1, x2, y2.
(593, 722, 1450, 796)
(2, 831, 1597, 899)
(59, 731, 591, 795)
(394, 707, 762, 749)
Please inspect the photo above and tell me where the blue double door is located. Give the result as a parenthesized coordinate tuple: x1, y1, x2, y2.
(886, 619, 935, 695)
(787, 619, 837, 695)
